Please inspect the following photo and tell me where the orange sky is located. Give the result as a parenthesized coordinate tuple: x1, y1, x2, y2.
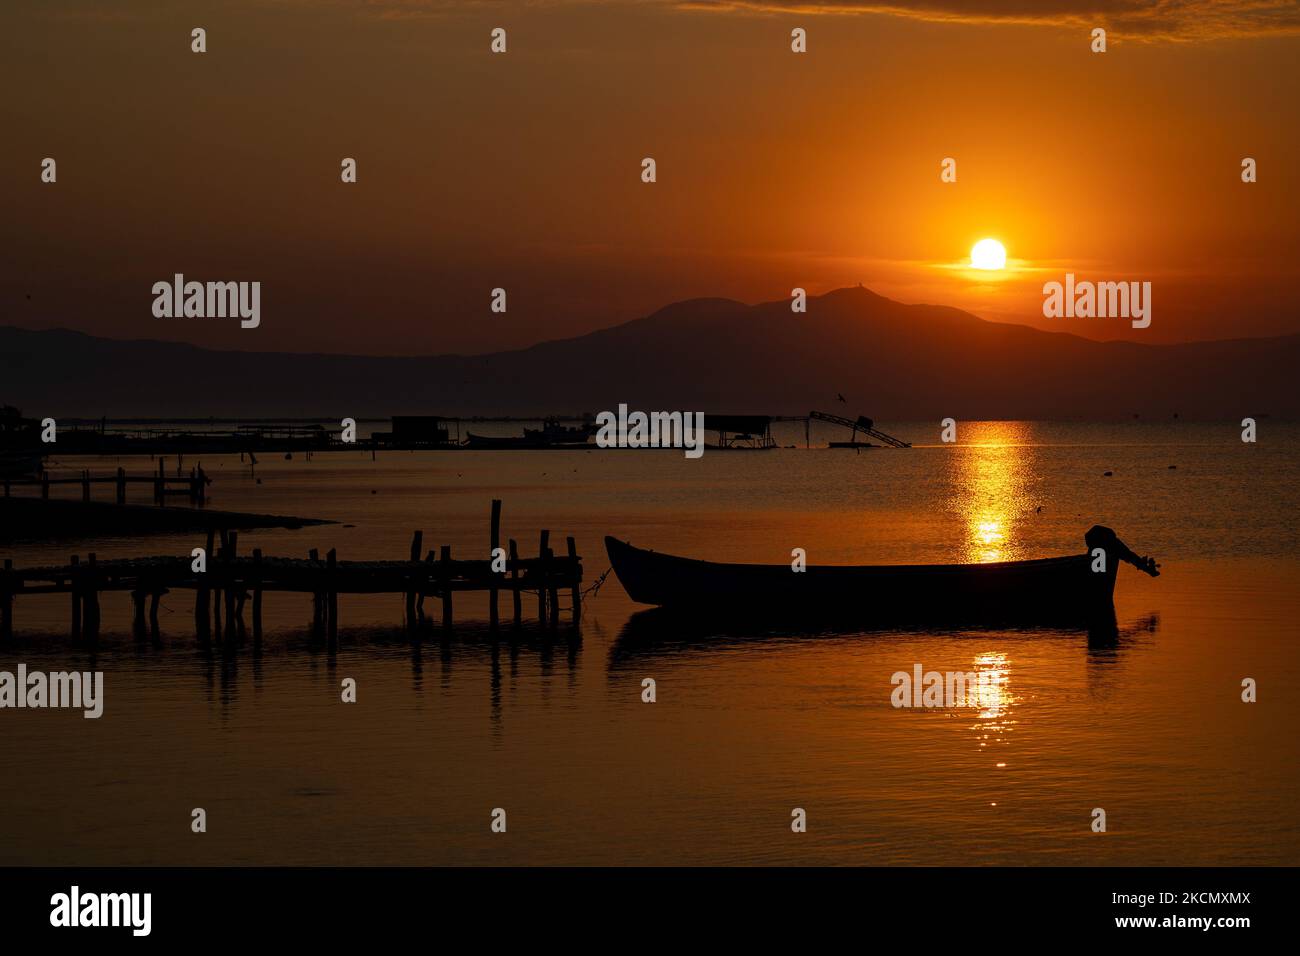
(2, 0, 1297, 354)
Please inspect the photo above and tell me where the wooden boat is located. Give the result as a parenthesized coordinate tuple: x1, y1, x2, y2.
(464, 417, 594, 449)
(605, 526, 1159, 625)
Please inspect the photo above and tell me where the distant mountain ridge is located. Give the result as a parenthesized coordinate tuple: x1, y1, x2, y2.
(2, 287, 1297, 419)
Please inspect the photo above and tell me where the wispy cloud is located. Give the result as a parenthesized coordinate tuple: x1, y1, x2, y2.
(680, 1, 1300, 41)
(34, 0, 1300, 40)
(357, 0, 1300, 40)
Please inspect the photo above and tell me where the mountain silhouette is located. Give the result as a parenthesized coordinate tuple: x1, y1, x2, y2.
(2, 287, 1296, 418)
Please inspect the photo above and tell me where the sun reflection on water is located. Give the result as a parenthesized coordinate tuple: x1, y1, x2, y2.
(949, 422, 1037, 563)
(969, 651, 1017, 767)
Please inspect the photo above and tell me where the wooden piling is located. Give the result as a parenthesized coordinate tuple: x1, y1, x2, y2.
(567, 536, 581, 625)
(84, 553, 100, 639)
(546, 545, 559, 628)
(440, 545, 453, 630)
(223, 533, 237, 639)
(309, 547, 322, 635)
(251, 547, 263, 643)
(196, 529, 213, 640)
(489, 499, 501, 630)
(419, 549, 435, 625)
(406, 530, 422, 628)
(326, 548, 338, 642)
(508, 538, 522, 627)
(81, 469, 90, 502)
(148, 591, 161, 640)
(69, 555, 81, 639)
(132, 589, 147, 639)
(537, 530, 549, 624)
(116, 467, 127, 505)
(41, 472, 49, 500)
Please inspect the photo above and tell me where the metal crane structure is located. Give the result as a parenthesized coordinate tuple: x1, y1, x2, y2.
(808, 411, 911, 448)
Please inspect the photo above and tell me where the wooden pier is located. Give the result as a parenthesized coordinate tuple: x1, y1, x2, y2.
(3, 461, 209, 506)
(0, 500, 582, 641)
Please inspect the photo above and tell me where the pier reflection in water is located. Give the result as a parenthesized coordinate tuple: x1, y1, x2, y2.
(0, 422, 1295, 865)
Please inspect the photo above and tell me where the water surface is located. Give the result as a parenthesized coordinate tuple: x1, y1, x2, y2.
(2, 421, 1296, 865)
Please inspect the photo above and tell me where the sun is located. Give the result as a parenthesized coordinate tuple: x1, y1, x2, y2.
(970, 238, 1007, 271)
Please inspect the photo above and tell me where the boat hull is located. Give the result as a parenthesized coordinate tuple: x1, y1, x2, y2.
(605, 533, 1123, 626)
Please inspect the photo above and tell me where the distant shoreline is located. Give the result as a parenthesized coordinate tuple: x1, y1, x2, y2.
(0, 498, 331, 543)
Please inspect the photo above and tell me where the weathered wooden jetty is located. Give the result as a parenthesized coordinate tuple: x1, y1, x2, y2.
(0, 500, 582, 641)
(3, 461, 209, 505)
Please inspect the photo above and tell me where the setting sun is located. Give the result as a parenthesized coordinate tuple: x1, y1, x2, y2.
(970, 239, 1007, 271)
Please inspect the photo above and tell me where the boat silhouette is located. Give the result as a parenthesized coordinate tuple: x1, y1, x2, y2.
(605, 526, 1158, 628)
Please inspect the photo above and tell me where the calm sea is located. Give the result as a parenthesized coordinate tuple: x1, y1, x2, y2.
(2, 421, 1297, 865)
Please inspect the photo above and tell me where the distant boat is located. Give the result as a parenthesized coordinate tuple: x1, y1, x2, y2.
(465, 417, 594, 449)
(524, 417, 594, 443)
(605, 526, 1159, 625)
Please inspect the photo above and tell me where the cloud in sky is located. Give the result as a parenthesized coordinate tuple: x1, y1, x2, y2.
(34, 0, 1300, 38)
(337, 0, 1300, 40)
(682, 0, 1300, 40)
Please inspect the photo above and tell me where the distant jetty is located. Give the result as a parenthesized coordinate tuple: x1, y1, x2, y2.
(0, 498, 331, 542)
(1, 410, 912, 458)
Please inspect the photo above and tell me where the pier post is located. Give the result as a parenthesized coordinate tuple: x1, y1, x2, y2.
(537, 530, 549, 624)
(419, 549, 436, 625)
(41, 472, 49, 500)
(1, 559, 12, 640)
(155, 458, 165, 505)
(546, 545, 559, 629)
(133, 589, 147, 639)
(326, 548, 338, 642)
(116, 467, 126, 505)
(439, 545, 453, 631)
(508, 539, 522, 627)
(148, 591, 162, 641)
(194, 586, 209, 642)
(81, 469, 90, 502)
(214, 529, 229, 637)
(406, 530, 422, 628)
(567, 536, 581, 625)
(223, 532, 237, 640)
(84, 553, 100, 640)
(196, 529, 214, 641)
(309, 548, 322, 636)
(69, 555, 81, 639)
(197, 465, 206, 505)
(251, 548, 263, 644)
(489, 499, 501, 630)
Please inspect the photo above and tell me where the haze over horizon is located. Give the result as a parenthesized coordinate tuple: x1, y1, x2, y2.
(6, 283, 1299, 361)
(5, 286, 1297, 419)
